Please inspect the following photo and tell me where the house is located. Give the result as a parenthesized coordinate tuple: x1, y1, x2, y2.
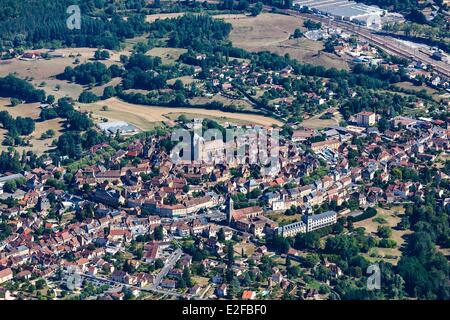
(256, 246, 268, 254)
(241, 290, 256, 300)
(16, 270, 32, 280)
(189, 285, 201, 295)
(160, 278, 177, 289)
(0, 268, 13, 284)
(216, 283, 228, 297)
(111, 270, 128, 283)
(310, 139, 340, 153)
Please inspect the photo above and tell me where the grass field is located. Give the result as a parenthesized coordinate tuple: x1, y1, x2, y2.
(146, 47, 188, 65)
(189, 95, 257, 112)
(394, 81, 443, 102)
(0, 98, 64, 154)
(234, 242, 256, 257)
(215, 13, 349, 70)
(167, 76, 197, 86)
(266, 212, 301, 225)
(355, 206, 412, 265)
(164, 112, 258, 126)
(301, 110, 342, 129)
(78, 97, 283, 129)
(0, 48, 127, 100)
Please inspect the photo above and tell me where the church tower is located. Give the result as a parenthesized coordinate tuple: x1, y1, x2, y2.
(226, 196, 234, 226)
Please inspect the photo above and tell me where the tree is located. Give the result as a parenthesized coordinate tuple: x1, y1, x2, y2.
(94, 49, 110, 60)
(286, 255, 291, 267)
(154, 225, 164, 241)
(103, 86, 116, 99)
(250, 2, 263, 16)
(79, 91, 99, 103)
(3, 180, 18, 193)
(10, 98, 21, 106)
(217, 228, 225, 242)
(35, 279, 47, 290)
(294, 232, 321, 250)
(293, 28, 303, 39)
(46, 95, 55, 105)
(154, 258, 164, 269)
(377, 226, 392, 239)
(268, 234, 290, 254)
(0, 222, 12, 241)
(226, 242, 234, 267)
(182, 267, 193, 287)
(173, 79, 184, 91)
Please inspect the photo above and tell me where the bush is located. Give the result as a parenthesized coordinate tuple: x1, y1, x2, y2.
(10, 98, 21, 106)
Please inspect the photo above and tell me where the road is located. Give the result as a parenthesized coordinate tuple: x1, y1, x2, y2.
(62, 268, 187, 298)
(162, 209, 226, 224)
(270, 7, 450, 78)
(150, 248, 183, 288)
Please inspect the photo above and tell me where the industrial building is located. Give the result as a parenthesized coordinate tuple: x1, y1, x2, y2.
(294, 0, 385, 28)
(97, 121, 140, 136)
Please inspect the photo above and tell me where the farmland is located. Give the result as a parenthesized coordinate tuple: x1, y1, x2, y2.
(215, 13, 349, 70)
(78, 97, 283, 130)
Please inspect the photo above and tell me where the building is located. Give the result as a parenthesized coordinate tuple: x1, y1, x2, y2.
(303, 211, 337, 232)
(356, 111, 376, 127)
(97, 121, 140, 136)
(310, 139, 340, 153)
(91, 189, 125, 208)
(216, 284, 228, 297)
(276, 221, 307, 237)
(0, 268, 13, 284)
(294, 0, 385, 28)
(226, 196, 233, 225)
(241, 290, 257, 300)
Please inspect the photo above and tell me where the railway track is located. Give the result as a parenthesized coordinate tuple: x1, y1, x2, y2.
(272, 7, 450, 78)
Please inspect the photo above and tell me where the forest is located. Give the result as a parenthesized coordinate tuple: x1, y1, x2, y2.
(0, 0, 149, 50)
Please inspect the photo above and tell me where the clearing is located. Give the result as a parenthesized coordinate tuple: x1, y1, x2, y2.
(354, 206, 412, 265)
(300, 110, 342, 129)
(0, 48, 127, 100)
(0, 98, 64, 155)
(146, 47, 188, 65)
(215, 13, 349, 70)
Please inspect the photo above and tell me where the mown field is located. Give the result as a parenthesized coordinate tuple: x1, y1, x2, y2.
(0, 98, 64, 155)
(214, 13, 349, 71)
(78, 97, 283, 130)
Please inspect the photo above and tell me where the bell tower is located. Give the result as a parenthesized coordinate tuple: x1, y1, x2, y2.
(226, 196, 234, 226)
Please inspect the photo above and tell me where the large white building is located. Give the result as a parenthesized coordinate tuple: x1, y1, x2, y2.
(303, 210, 337, 232)
(276, 221, 307, 238)
(294, 0, 385, 29)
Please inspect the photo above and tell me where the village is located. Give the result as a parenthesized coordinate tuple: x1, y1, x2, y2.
(0, 0, 449, 303)
(0, 103, 449, 300)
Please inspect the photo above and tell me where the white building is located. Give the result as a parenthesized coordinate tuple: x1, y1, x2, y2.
(294, 0, 385, 29)
(303, 210, 337, 232)
(276, 221, 307, 238)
